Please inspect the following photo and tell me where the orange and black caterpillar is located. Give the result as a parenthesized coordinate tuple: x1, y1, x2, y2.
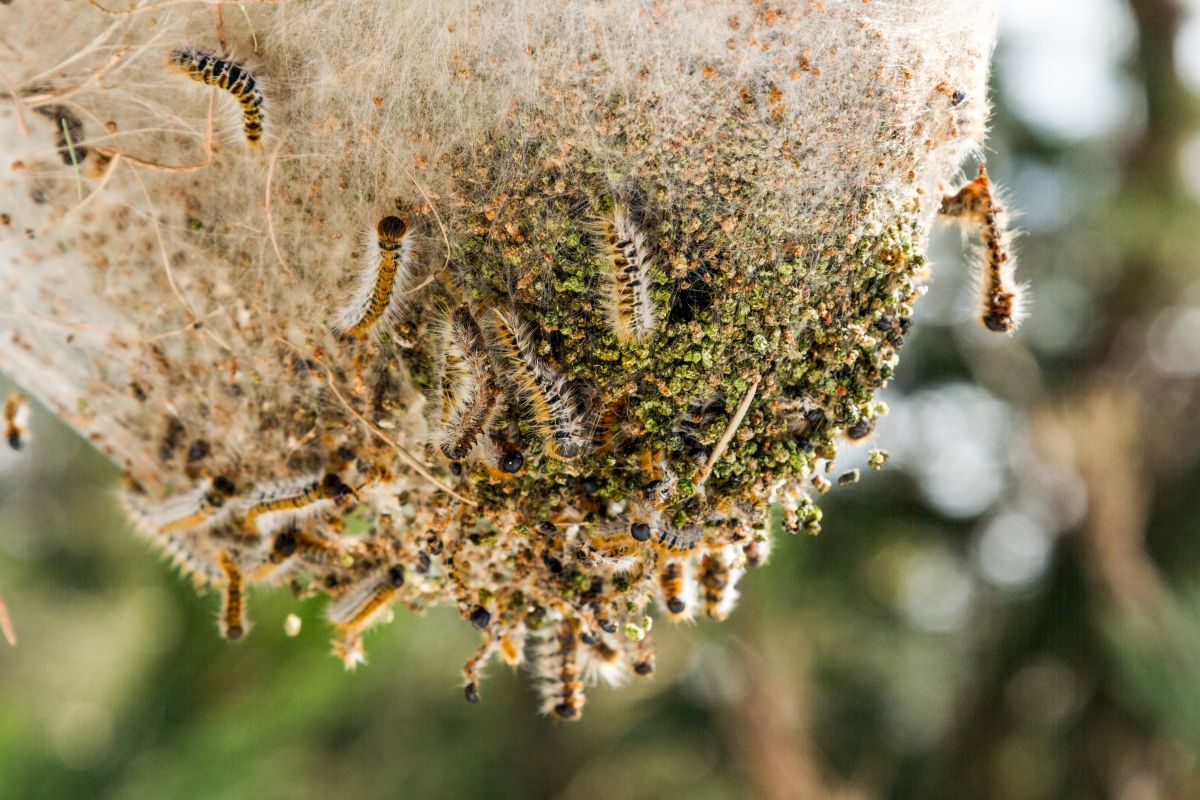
(168, 49, 265, 145)
(3, 392, 29, 450)
(591, 205, 656, 343)
(438, 305, 500, 461)
(218, 552, 246, 640)
(334, 215, 415, 339)
(536, 618, 585, 720)
(491, 308, 587, 461)
(940, 163, 1025, 333)
(242, 472, 354, 535)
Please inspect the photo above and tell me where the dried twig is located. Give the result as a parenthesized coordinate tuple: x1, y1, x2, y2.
(696, 376, 760, 489)
(277, 337, 477, 507)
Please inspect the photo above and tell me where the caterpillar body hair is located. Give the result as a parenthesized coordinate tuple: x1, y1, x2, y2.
(4, 392, 29, 451)
(437, 349, 462, 423)
(589, 396, 626, 455)
(490, 308, 587, 461)
(940, 163, 1026, 333)
(462, 634, 500, 704)
(157, 530, 223, 588)
(332, 632, 367, 671)
(592, 205, 656, 343)
(742, 533, 772, 569)
(218, 552, 247, 641)
(333, 215, 417, 340)
(155, 476, 238, 536)
(658, 557, 697, 621)
(587, 521, 651, 570)
(640, 448, 677, 508)
(699, 546, 744, 621)
(326, 565, 406, 633)
(531, 618, 586, 720)
(168, 49, 265, 145)
(654, 522, 703, 555)
(498, 627, 526, 667)
(579, 634, 627, 687)
(438, 305, 500, 461)
(242, 472, 354, 535)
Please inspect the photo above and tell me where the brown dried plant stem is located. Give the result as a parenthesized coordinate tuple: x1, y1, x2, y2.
(276, 338, 477, 507)
(86, 0, 284, 17)
(695, 376, 760, 489)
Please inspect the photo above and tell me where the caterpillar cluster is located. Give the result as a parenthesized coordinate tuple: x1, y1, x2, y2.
(584, 512, 755, 623)
(435, 305, 501, 462)
(124, 471, 366, 641)
(1, 24, 1013, 719)
(490, 307, 588, 462)
(940, 163, 1026, 333)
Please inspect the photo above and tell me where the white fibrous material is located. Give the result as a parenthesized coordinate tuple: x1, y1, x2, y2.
(0, 0, 998, 718)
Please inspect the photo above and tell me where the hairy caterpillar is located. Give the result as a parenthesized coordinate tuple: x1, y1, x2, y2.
(591, 205, 656, 343)
(699, 548, 741, 621)
(250, 527, 358, 583)
(586, 521, 649, 569)
(218, 552, 247, 641)
(157, 530, 223, 588)
(654, 522, 702, 555)
(532, 618, 586, 720)
(579, 634, 627, 687)
(940, 163, 1025, 333)
(333, 215, 416, 340)
(168, 49, 265, 145)
(658, 558, 695, 620)
(438, 305, 500, 461)
(241, 472, 354, 535)
(3, 392, 29, 450)
(271, 527, 358, 568)
(462, 633, 500, 704)
(149, 476, 238, 536)
(639, 447, 677, 507)
(326, 565, 406, 633)
(490, 308, 586, 461)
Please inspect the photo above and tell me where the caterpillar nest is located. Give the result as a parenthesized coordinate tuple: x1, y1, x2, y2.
(0, 0, 1001, 719)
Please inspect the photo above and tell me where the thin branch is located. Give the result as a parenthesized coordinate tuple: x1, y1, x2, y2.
(696, 376, 760, 489)
(276, 338, 477, 506)
(264, 132, 295, 279)
(141, 306, 228, 344)
(30, 150, 122, 237)
(92, 89, 216, 174)
(0, 69, 30, 137)
(129, 165, 233, 353)
(61, 118, 84, 201)
(86, 0, 285, 18)
(215, 2, 228, 49)
(20, 47, 131, 108)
